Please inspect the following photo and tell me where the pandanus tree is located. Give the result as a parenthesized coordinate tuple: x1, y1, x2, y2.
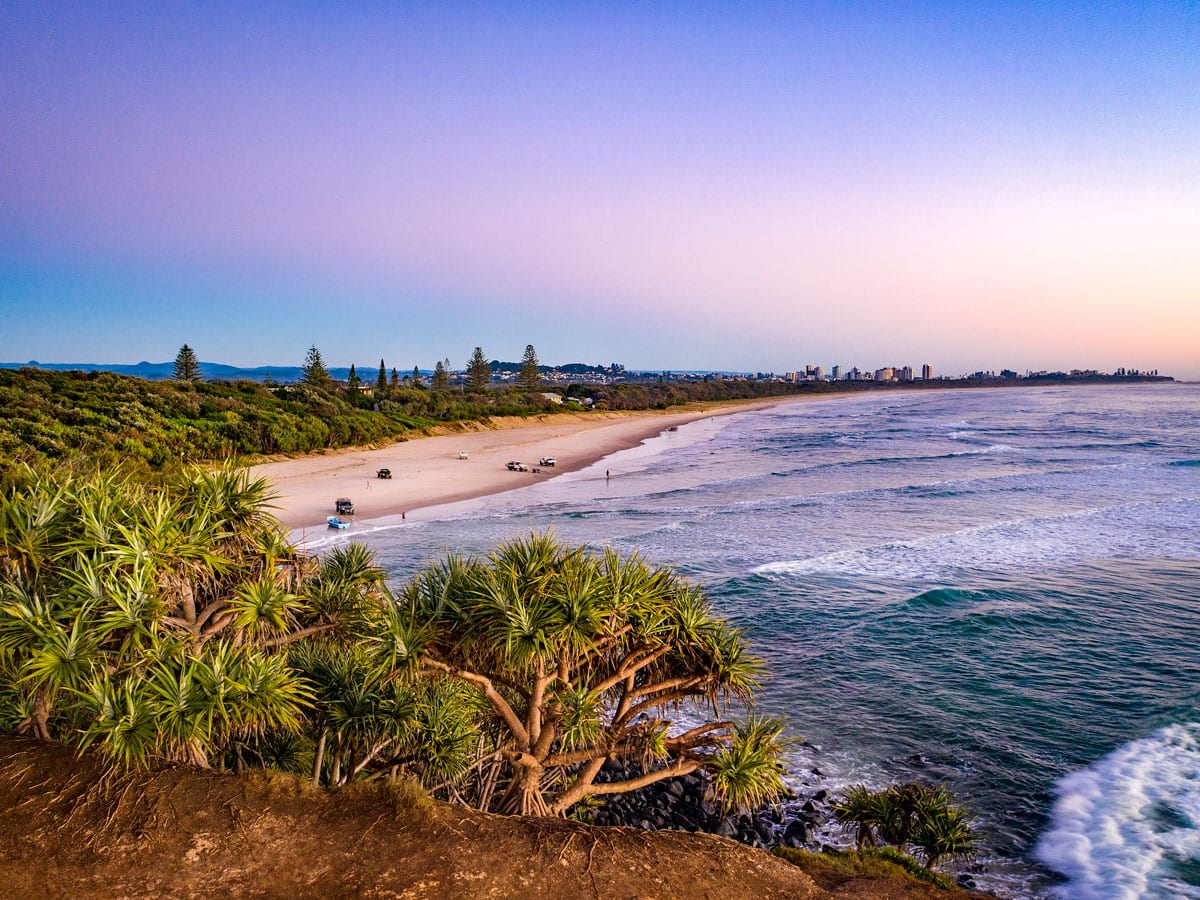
(0, 467, 368, 765)
(2, 473, 790, 821)
(832, 782, 976, 870)
(369, 533, 788, 817)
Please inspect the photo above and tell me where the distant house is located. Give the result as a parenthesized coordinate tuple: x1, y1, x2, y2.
(540, 392, 563, 404)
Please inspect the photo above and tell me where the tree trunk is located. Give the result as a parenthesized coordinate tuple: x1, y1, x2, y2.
(312, 730, 327, 786)
(17, 690, 53, 741)
(500, 758, 549, 816)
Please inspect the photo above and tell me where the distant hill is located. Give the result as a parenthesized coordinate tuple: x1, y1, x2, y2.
(0, 361, 381, 383)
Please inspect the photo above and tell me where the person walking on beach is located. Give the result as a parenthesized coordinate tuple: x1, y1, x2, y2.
(606, 469, 611, 480)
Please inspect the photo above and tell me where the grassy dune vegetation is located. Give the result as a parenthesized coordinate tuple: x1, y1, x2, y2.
(0, 367, 817, 478)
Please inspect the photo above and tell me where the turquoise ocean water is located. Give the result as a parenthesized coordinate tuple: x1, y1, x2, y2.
(310, 384, 1200, 898)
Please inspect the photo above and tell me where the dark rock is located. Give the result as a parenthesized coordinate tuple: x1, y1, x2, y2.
(715, 818, 738, 839)
(812, 789, 829, 802)
(667, 779, 686, 798)
(783, 821, 811, 845)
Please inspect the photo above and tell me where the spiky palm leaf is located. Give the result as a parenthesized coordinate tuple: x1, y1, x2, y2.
(706, 714, 789, 814)
(228, 576, 305, 643)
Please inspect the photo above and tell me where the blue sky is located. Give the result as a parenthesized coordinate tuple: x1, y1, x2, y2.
(2, 2, 1197, 377)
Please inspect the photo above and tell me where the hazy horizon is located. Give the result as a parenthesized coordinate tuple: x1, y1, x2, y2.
(3, 4, 1198, 379)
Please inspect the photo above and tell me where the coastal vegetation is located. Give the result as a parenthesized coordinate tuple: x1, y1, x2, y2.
(0, 468, 786, 818)
(0, 364, 810, 478)
(773, 846, 961, 891)
(832, 782, 976, 870)
(1, 345, 1173, 479)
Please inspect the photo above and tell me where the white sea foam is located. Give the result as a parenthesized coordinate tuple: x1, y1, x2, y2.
(949, 443, 1017, 456)
(1036, 723, 1200, 899)
(751, 496, 1200, 581)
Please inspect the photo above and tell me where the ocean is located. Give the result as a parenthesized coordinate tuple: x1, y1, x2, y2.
(312, 383, 1200, 898)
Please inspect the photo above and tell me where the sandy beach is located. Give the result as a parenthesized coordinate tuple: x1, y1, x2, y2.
(252, 397, 809, 534)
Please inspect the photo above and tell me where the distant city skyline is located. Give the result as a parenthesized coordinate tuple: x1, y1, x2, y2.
(3, 4, 1198, 379)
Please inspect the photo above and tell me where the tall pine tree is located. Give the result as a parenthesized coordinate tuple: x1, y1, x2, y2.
(467, 347, 491, 392)
(517, 344, 540, 390)
(432, 359, 449, 391)
(376, 359, 387, 394)
(173, 344, 200, 382)
(301, 345, 330, 387)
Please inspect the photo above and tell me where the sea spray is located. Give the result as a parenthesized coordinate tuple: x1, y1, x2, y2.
(1036, 723, 1200, 899)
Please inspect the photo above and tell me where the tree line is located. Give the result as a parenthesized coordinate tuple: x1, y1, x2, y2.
(1, 344, 824, 480)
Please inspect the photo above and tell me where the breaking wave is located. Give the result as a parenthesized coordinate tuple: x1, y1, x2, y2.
(1036, 723, 1200, 899)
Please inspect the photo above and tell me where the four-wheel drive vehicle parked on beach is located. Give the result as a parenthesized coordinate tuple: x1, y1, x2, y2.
(376, 468, 391, 479)
(539, 457, 556, 467)
(506, 461, 528, 472)
(335, 498, 355, 515)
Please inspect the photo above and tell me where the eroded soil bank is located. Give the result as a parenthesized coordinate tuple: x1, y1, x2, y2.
(0, 736, 974, 899)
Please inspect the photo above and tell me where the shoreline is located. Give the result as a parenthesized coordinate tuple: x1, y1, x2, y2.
(253, 380, 1175, 538)
(252, 395, 817, 536)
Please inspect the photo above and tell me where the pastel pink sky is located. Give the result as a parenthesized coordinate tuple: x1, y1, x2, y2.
(2, 3, 1197, 378)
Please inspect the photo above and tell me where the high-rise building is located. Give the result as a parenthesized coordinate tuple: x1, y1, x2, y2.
(921, 364, 933, 381)
(831, 365, 841, 380)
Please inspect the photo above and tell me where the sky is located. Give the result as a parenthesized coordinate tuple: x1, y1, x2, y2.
(2, 2, 1198, 378)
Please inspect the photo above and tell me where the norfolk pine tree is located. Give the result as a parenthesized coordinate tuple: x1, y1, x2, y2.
(173, 344, 201, 382)
(432, 359, 449, 391)
(301, 345, 330, 387)
(517, 344, 540, 390)
(467, 347, 491, 392)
